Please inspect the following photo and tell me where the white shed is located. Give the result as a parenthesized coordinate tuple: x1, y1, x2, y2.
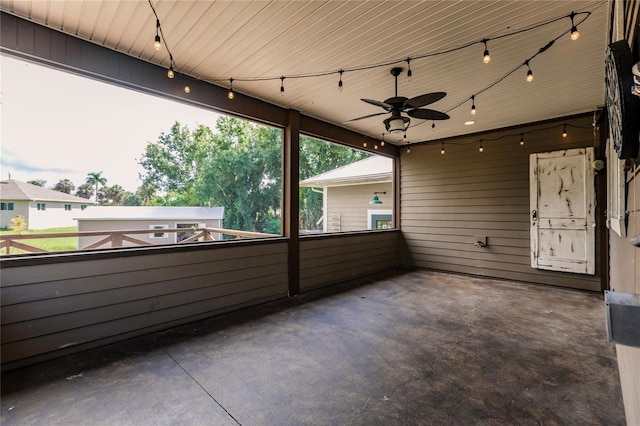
(74, 206, 225, 248)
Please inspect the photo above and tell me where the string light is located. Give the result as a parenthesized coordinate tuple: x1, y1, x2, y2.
(228, 78, 235, 99)
(338, 70, 344, 92)
(569, 12, 580, 41)
(147, 0, 590, 118)
(374, 144, 378, 150)
(482, 39, 491, 64)
(154, 19, 161, 51)
(381, 133, 385, 147)
(407, 146, 411, 154)
(363, 142, 367, 148)
(408, 119, 600, 155)
(562, 123, 568, 137)
(525, 60, 534, 82)
(471, 95, 477, 115)
(441, 142, 446, 155)
(184, 85, 190, 93)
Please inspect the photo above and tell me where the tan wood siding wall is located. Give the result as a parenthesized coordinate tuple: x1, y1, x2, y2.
(326, 183, 393, 232)
(300, 230, 400, 291)
(0, 241, 288, 370)
(400, 115, 602, 291)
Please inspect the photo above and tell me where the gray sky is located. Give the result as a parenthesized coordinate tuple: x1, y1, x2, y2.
(1, 55, 220, 192)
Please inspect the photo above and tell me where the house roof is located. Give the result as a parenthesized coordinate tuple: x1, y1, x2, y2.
(74, 206, 225, 221)
(0, 180, 94, 204)
(300, 156, 392, 188)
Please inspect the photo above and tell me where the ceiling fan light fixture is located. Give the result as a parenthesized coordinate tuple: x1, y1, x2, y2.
(384, 116, 409, 133)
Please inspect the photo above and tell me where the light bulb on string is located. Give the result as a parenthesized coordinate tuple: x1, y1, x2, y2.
(482, 39, 491, 64)
(471, 96, 477, 115)
(184, 85, 190, 94)
(479, 140, 484, 153)
(440, 142, 445, 155)
(407, 145, 411, 154)
(154, 20, 161, 51)
(228, 78, 235, 100)
(407, 58, 413, 82)
(374, 144, 378, 150)
(562, 124, 568, 138)
(569, 12, 580, 40)
(520, 134, 525, 146)
(381, 134, 385, 147)
(338, 70, 344, 92)
(363, 142, 367, 148)
(280, 76, 285, 97)
(525, 60, 534, 82)
(167, 66, 174, 79)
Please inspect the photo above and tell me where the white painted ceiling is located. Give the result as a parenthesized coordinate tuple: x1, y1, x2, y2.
(1, 0, 609, 146)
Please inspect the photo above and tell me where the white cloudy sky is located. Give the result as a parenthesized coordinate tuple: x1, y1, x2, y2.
(1, 55, 221, 192)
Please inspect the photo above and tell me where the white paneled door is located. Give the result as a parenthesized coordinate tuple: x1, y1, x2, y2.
(530, 147, 595, 274)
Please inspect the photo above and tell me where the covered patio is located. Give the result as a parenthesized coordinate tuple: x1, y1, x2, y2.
(0, 270, 623, 425)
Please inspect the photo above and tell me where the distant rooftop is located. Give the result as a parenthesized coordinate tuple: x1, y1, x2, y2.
(0, 180, 94, 204)
(299, 156, 393, 187)
(74, 206, 225, 221)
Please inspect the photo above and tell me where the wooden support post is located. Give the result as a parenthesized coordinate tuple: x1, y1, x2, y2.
(285, 109, 300, 296)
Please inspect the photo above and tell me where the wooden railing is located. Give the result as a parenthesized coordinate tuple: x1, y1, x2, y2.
(0, 227, 277, 255)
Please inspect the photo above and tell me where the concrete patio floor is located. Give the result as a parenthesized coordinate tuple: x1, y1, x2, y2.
(0, 270, 624, 425)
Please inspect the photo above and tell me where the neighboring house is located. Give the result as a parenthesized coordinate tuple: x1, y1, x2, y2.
(0, 179, 93, 229)
(300, 156, 393, 232)
(74, 206, 225, 249)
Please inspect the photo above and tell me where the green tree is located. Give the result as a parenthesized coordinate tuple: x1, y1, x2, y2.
(135, 181, 157, 205)
(195, 118, 282, 234)
(123, 193, 142, 206)
(85, 172, 107, 203)
(75, 183, 94, 200)
(102, 184, 126, 205)
(139, 121, 212, 205)
(27, 179, 46, 187)
(53, 179, 75, 194)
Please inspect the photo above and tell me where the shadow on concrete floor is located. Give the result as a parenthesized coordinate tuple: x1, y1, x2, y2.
(0, 270, 625, 425)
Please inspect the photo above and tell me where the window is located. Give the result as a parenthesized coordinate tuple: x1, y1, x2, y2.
(64, 204, 72, 211)
(368, 210, 393, 230)
(0, 202, 14, 211)
(1, 56, 283, 256)
(299, 136, 393, 234)
(149, 224, 169, 239)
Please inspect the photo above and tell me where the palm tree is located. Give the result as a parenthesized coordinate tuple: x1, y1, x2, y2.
(85, 172, 107, 203)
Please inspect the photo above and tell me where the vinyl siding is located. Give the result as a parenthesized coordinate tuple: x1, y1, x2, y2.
(400, 115, 602, 291)
(300, 230, 400, 291)
(326, 183, 393, 232)
(0, 240, 288, 370)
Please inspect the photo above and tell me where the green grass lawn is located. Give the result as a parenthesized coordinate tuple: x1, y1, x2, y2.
(0, 226, 77, 255)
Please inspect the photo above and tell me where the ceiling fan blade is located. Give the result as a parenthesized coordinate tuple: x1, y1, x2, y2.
(406, 92, 447, 109)
(383, 96, 408, 107)
(407, 108, 450, 120)
(361, 98, 393, 111)
(344, 111, 388, 123)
